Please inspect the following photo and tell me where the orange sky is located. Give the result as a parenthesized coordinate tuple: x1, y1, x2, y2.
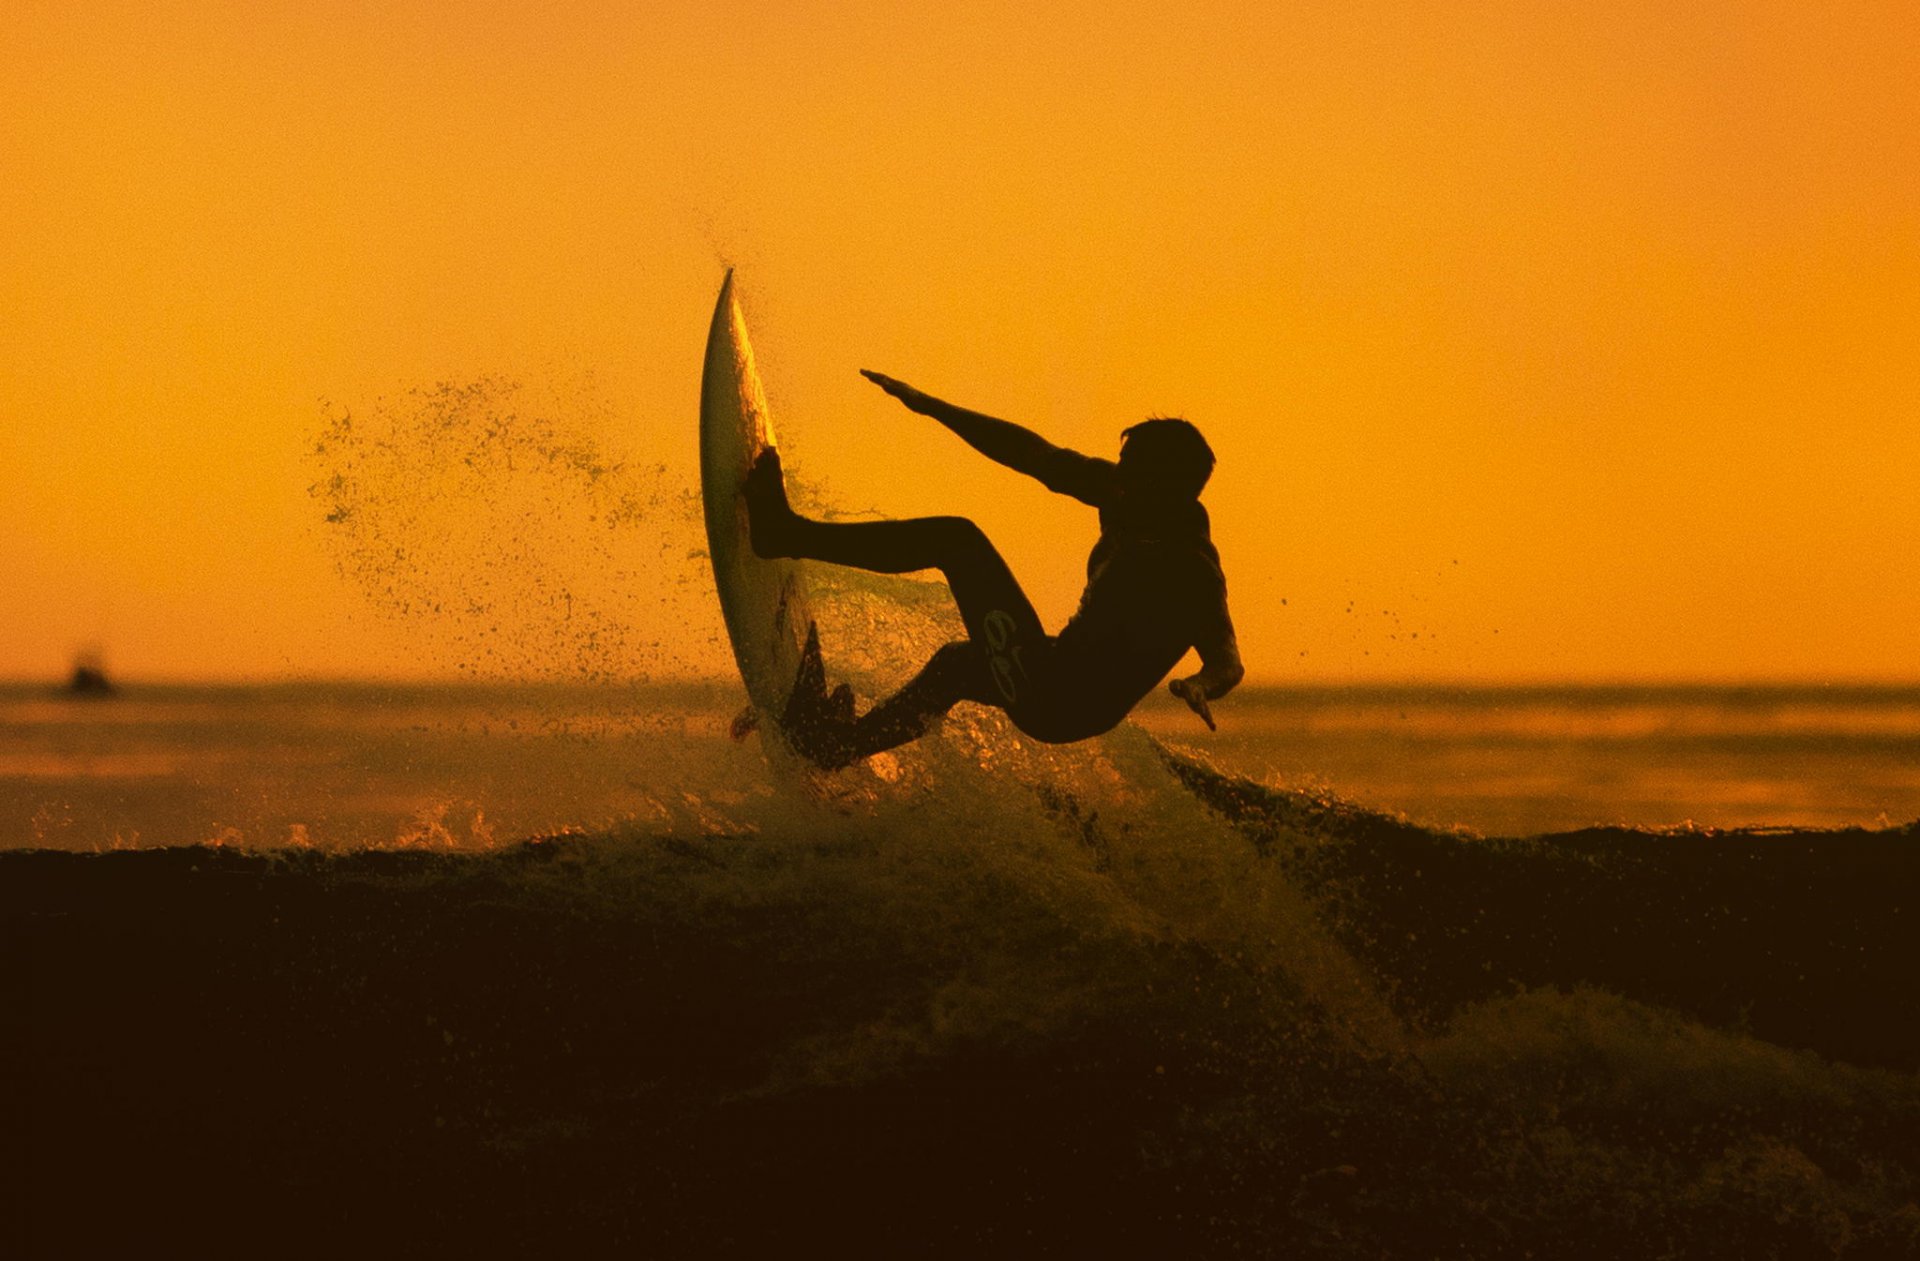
(3, 0, 1917, 683)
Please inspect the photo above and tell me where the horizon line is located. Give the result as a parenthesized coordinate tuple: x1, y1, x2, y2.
(9, 672, 1920, 692)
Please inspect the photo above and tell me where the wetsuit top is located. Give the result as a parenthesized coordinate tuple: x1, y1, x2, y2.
(1020, 450, 1238, 741)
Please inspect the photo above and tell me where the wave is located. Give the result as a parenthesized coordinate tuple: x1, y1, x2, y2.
(1159, 739, 1920, 1071)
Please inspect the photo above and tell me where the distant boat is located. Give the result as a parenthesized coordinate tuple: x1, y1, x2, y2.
(63, 653, 119, 698)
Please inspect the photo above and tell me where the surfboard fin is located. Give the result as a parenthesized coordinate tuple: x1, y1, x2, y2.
(778, 623, 859, 768)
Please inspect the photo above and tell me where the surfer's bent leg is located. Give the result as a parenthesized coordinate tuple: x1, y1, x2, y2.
(748, 451, 1050, 763)
(815, 641, 995, 765)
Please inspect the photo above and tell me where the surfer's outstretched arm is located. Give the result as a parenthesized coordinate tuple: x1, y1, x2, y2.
(861, 370, 1115, 506)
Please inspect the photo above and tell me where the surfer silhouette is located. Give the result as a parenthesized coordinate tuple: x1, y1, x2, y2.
(744, 370, 1242, 768)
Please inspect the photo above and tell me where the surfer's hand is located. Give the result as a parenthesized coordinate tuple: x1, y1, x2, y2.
(1169, 678, 1216, 731)
(860, 369, 930, 412)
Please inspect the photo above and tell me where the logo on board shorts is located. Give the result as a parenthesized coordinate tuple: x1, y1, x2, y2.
(982, 609, 1027, 704)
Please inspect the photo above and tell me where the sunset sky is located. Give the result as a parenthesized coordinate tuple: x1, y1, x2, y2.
(4, 0, 1916, 683)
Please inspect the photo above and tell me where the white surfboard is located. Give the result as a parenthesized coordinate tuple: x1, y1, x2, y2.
(698, 271, 819, 748)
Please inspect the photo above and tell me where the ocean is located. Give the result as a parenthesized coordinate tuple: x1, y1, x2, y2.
(7, 674, 1919, 1254)
(5, 680, 1918, 851)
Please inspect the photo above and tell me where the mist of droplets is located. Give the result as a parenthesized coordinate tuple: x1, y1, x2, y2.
(308, 377, 718, 683)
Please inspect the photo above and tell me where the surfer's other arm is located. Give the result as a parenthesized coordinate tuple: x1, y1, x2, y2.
(861, 370, 1114, 505)
(1170, 602, 1243, 729)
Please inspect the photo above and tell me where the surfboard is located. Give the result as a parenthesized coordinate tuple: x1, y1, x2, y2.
(698, 271, 823, 756)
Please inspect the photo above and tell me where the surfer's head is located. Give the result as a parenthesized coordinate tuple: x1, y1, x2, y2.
(1118, 417, 1214, 501)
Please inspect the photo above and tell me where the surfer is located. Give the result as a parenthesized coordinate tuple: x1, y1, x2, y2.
(744, 371, 1242, 768)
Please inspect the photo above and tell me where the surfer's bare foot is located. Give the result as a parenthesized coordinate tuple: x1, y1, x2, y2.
(789, 720, 859, 770)
(781, 691, 860, 770)
(745, 449, 802, 558)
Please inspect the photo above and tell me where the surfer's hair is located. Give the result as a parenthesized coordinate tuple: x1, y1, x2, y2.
(1120, 417, 1214, 499)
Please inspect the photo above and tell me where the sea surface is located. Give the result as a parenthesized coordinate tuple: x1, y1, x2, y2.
(4, 680, 1918, 851)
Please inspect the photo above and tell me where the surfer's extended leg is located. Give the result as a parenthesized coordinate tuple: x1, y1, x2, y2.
(746, 451, 1045, 647)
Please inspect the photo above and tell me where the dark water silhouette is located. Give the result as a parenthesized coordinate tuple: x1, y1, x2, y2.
(6, 730, 1918, 1256)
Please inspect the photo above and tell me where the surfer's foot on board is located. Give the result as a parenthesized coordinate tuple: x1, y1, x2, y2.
(786, 711, 859, 769)
(745, 449, 803, 559)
